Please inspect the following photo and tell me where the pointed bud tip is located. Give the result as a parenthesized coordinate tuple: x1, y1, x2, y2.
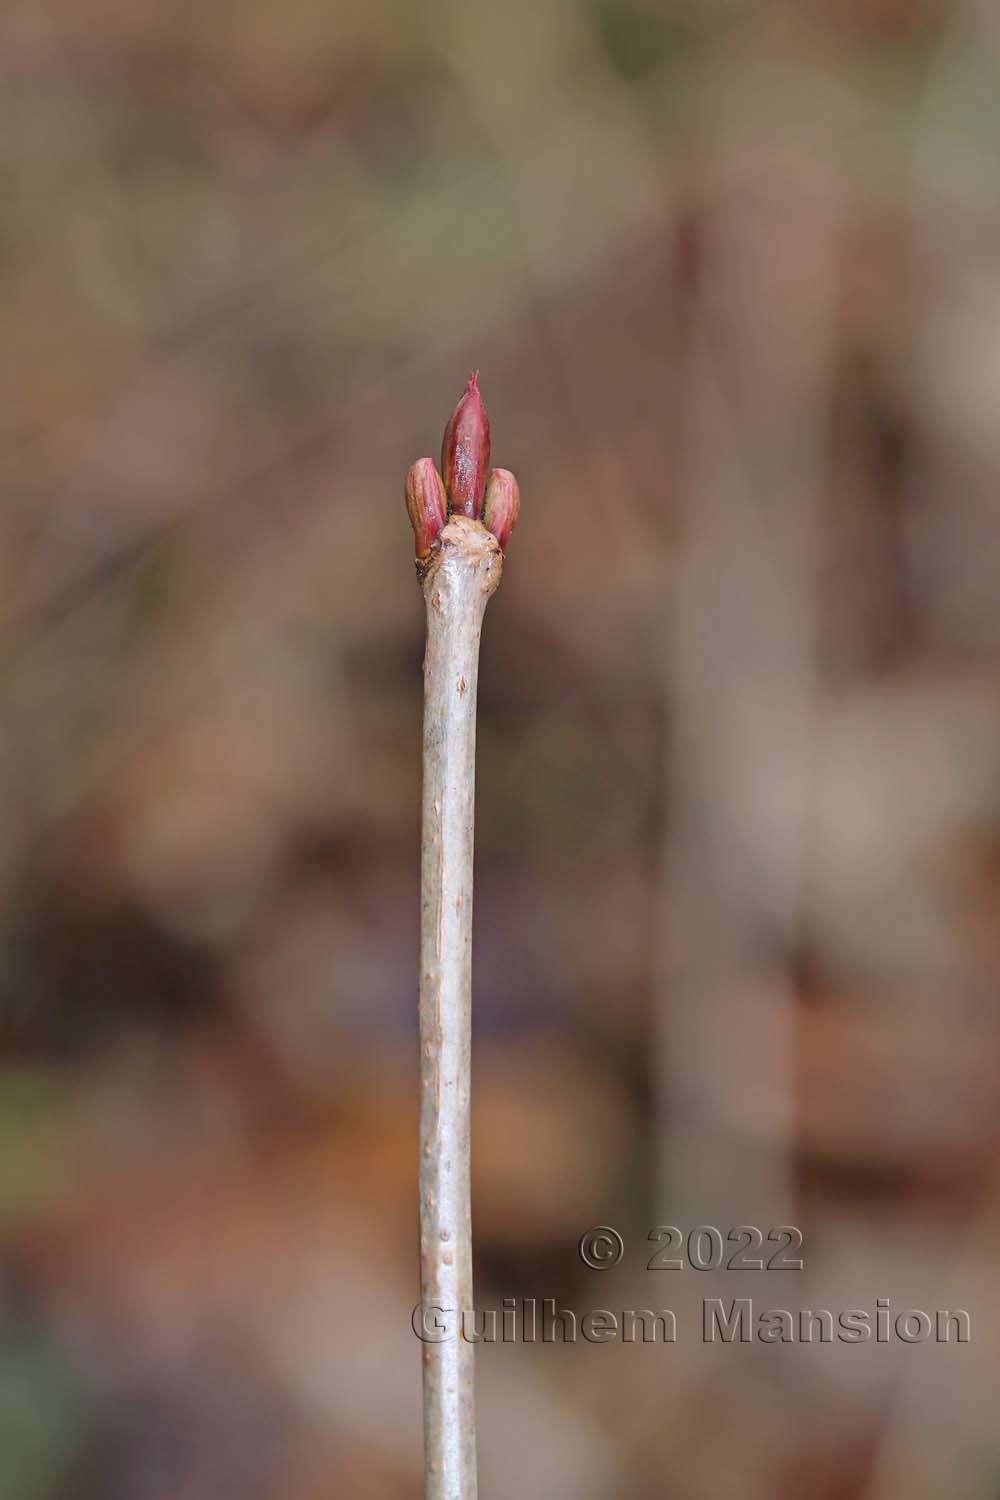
(483, 467, 520, 551)
(405, 458, 447, 558)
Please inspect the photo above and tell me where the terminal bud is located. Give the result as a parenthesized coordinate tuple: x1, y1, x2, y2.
(441, 371, 491, 520)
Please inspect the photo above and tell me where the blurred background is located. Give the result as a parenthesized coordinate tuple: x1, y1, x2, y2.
(3, 0, 1000, 1495)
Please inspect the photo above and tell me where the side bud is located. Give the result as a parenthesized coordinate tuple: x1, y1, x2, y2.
(405, 458, 447, 558)
(442, 371, 491, 519)
(483, 468, 520, 551)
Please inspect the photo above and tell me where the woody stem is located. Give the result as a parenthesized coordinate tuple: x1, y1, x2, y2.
(418, 516, 503, 1500)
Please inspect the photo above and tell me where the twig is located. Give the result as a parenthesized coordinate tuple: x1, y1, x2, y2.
(406, 375, 520, 1500)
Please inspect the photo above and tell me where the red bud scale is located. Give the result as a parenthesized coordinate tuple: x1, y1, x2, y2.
(441, 371, 491, 520)
(405, 457, 448, 559)
(482, 468, 520, 552)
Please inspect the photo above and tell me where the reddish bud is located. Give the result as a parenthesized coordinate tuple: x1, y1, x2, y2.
(405, 458, 447, 558)
(482, 468, 520, 551)
(441, 371, 491, 520)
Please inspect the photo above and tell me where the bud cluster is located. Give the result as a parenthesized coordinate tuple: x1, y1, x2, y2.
(405, 372, 520, 559)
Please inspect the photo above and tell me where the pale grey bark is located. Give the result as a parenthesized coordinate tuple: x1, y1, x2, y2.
(417, 516, 503, 1500)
